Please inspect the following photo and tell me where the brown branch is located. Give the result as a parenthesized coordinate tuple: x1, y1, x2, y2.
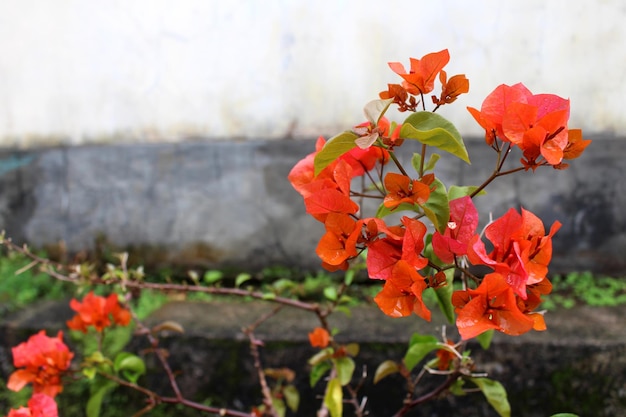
(392, 371, 462, 417)
(242, 306, 284, 417)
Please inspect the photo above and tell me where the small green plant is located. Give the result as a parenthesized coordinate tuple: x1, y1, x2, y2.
(0, 250, 71, 317)
(542, 271, 626, 310)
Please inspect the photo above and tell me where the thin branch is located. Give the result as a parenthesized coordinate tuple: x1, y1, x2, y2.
(392, 371, 462, 417)
(242, 306, 284, 417)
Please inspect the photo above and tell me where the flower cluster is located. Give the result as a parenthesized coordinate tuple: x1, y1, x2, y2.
(468, 82, 591, 170)
(66, 291, 131, 332)
(5, 393, 58, 417)
(432, 199, 560, 339)
(289, 49, 590, 341)
(7, 330, 73, 397)
(380, 49, 469, 111)
(6, 291, 134, 416)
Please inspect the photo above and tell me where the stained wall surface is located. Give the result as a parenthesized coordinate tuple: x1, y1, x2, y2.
(0, 1, 623, 146)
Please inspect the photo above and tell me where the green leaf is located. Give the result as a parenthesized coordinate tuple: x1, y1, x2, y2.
(272, 278, 295, 293)
(448, 185, 485, 200)
(283, 385, 300, 412)
(470, 377, 511, 417)
(411, 153, 441, 175)
(335, 305, 352, 317)
(271, 397, 286, 417)
(422, 177, 449, 233)
(434, 268, 455, 324)
(114, 352, 146, 384)
(400, 111, 470, 164)
(334, 356, 355, 386)
(203, 270, 223, 284)
(404, 334, 439, 372)
(374, 360, 399, 384)
(313, 131, 359, 176)
(235, 272, 252, 288)
(375, 201, 421, 219)
(424, 153, 441, 172)
(310, 361, 332, 387)
(344, 269, 355, 286)
(86, 380, 117, 417)
(408, 333, 438, 348)
(323, 286, 338, 301)
(364, 98, 394, 125)
(343, 343, 359, 357)
(308, 347, 334, 366)
(477, 329, 495, 349)
(85, 351, 106, 364)
(82, 367, 97, 380)
(449, 378, 466, 396)
(324, 377, 343, 417)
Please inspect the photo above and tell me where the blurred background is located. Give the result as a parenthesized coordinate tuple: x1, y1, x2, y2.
(0, 0, 624, 274)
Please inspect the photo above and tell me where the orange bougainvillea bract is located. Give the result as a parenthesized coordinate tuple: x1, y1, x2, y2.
(467, 207, 560, 299)
(7, 330, 73, 397)
(467, 82, 591, 170)
(308, 327, 330, 348)
(388, 49, 450, 95)
(452, 273, 535, 340)
(66, 291, 132, 333)
(6, 393, 58, 417)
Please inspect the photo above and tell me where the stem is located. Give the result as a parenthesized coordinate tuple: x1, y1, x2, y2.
(349, 192, 384, 199)
(243, 306, 283, 417)
(388, 150, 409, 177)
(392, 371, 462, 417)
(419, 144, 426, 178)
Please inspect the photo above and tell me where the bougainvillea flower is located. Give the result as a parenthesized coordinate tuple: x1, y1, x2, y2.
(7, 331, 73, 397)
(6, 393, 58, 417)
(554, 128, 592, 170)
(287, 136, 329, 198)
(374, 260, 431, 320)
(383, 172, 431, 210)
(316, 213, 358, 267)
(400, 217, 429, 270)
(365, 216, 428, 279)
(433, 70, 470, 106)
(303, 159, 359, 223)
(467, 83, 532, 145)
(308, 327, 330, 348)
(467, 208, 560, 299)
(367, 235, 404, 280)
(67, 291, 131, 333)
(341, 145, 389, 177)
(452, 273, 534, 339)
(432, 196, 479, 263)
(388, 49, 450, 95)
(468, 83, 583, 168)
(517, 277, 553, 331)
(379, 83, 418, 112)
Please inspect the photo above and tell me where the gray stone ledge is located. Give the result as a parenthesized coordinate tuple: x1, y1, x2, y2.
(1, 300, 625, 416)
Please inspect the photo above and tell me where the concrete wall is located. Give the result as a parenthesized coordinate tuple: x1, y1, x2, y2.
(1, 136, 625, 275)
(0, 0, 624, 146)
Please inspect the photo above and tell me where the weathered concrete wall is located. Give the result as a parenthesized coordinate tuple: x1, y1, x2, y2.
(0, 1, 624, 146)
(0, 135, 624, 275)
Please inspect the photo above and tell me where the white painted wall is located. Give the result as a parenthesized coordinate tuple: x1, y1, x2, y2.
(0, 0, 622, 147)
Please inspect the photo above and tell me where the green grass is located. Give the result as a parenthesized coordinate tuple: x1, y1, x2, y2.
(0, 250, 72, 318)
(541, 271, 626, 310)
